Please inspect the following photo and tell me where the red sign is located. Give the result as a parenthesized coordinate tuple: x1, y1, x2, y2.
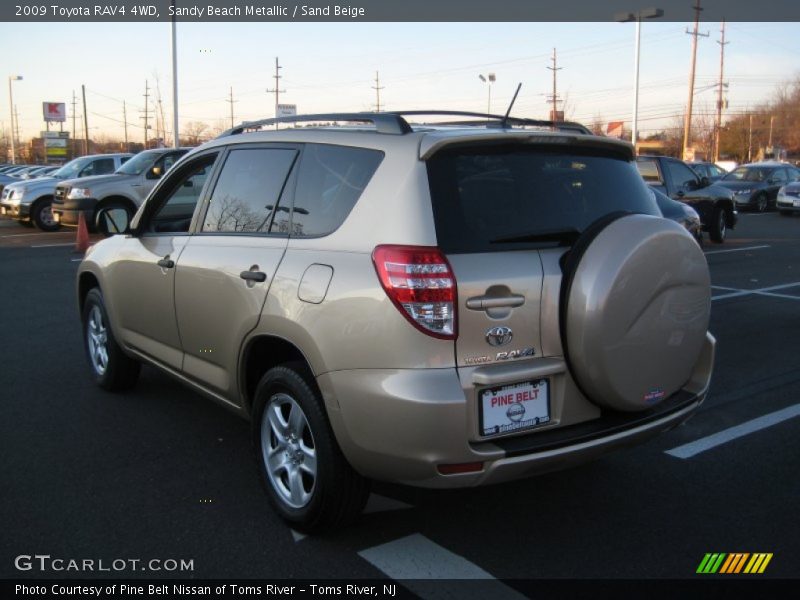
(42, 102, 66, 123)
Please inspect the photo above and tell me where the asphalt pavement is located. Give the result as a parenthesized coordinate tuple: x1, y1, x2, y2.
(1, 213, 798, 590)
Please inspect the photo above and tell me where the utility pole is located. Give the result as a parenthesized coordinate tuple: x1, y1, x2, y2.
(748, 113, 753, 162)
(226, 86, 237, 127)
(372, 71, 385, 112)
(141, 80, 150, 148)
(71, 90, 78, 158)
(713, 19, 728, 163)
(546, 47, 562, 125)
(81, 84, 89, 155)
(122, 101, 129, 152)
(768, 115, 775, 148)
(266, 57, 285, 129)
(682, 0, 709, 161)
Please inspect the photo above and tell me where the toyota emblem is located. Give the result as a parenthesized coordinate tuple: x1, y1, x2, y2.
(485, 326, 513, 347)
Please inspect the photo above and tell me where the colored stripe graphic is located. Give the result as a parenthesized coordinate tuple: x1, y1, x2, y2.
(699, 552, 773, 574)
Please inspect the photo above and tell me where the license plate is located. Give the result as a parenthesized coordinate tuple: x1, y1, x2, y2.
(794, 199, 800, 208)
(480, 379, 550, 437)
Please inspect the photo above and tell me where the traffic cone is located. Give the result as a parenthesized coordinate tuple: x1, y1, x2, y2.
(75, 211, 90, 254)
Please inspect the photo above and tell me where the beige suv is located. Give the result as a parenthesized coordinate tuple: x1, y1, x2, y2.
(77, 112, 715, 532)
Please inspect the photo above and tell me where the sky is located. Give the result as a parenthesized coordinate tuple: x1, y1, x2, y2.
(0, 20, 797, 144)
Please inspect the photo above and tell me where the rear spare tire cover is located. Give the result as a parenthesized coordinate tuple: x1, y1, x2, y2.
(561, 213, 710, 412)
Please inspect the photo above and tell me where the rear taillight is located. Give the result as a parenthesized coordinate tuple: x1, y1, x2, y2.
(372, 245, 457, 340)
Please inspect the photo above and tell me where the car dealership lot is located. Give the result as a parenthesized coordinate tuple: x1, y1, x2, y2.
(1, 213, 798, 584)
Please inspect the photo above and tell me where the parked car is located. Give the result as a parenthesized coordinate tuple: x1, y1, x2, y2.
(78, 111, 714, 532)
(21, 165, 59, 179)
(688, 161, 727, 182)
(52, 147, 190, 229)
(636, 155, 737, 243)
(776, 181, 800, 216)
(652, 187, 702, 243)
(0, 154, 132, 231)
(715, 162, 800, 212)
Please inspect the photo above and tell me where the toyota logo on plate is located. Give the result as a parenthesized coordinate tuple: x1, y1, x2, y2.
(485, 326, 513, 347)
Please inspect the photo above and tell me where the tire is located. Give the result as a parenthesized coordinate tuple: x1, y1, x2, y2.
(754, 193, 767, 213)
(252, 363, 370, 533)
(81, 288, 140, 391)
(709, 206, 727, 243)
(560, 214, 710, 412)
(95, 200, 133, 237)
(31, 198, 60, 232)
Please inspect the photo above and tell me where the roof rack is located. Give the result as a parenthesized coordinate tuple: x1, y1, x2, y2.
(218, 113, 413, 137)
(217, 110, 592, 138)
(392, 110, 592, 135)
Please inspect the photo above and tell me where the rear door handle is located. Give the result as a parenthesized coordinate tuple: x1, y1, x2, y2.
(240, 270, 267, 283)
(466, 294, 525, 310)
(157, 257, 174, 269)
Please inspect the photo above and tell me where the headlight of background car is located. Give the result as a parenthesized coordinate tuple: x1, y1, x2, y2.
(10, 186, 27, 202)
(736, 189, 752, 195)
(67, 187, 92, 200)
(777, 186, 786, 200)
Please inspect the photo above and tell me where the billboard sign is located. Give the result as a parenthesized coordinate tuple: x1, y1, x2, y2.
(43, 102, 66, 122)
(276, 104, 297, 118)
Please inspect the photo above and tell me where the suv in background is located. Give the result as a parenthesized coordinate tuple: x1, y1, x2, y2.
(0, 154, 132, 231)
(636, 155, 736, 243)
(52, 147, 190, 229)
(77, 112, 714, 532)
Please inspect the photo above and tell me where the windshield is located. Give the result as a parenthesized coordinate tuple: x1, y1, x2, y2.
(722, 166, 772, 183)
(427, 144, 659, 254)
(116, 150, 162, 176)
(51, 157, 95, 179)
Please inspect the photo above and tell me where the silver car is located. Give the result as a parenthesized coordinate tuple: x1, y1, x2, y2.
(77, 112, 715, 532)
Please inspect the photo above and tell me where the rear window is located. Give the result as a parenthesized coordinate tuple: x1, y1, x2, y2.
(427, 145, 659, 253)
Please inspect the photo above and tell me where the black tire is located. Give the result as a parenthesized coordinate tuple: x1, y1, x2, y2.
(754, 193, 768, 213)
(252, 363, 369, 533)
(95, 200, 133, 237)
(81, 288, 140, 391)
(31, 198, 60, 232)
(709, 206, 727, 243)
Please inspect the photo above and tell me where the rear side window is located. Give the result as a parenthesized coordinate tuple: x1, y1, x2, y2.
(288, 144, 383, 237)
(83, 158, 115, 176)
(635, 159, 662, 184)
(427, 145, 659, 254)
(203, 148, 298, 234)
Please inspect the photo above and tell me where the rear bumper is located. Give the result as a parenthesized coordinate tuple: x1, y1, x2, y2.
(319, 332, 715, 488)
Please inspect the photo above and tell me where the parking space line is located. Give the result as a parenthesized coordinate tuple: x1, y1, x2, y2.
(711, 281, 800, 302)
(30, 243, 74, 248)
(665, 404, 800, 459)
(704, 245, 770, 255)
(0, 232, 42, 238)
(359, 534, 526, 599)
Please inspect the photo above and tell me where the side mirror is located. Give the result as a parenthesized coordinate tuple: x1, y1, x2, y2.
(95, 206, 131, 237)
(147, 166, 163, 179)
(700, 176, 710, 187)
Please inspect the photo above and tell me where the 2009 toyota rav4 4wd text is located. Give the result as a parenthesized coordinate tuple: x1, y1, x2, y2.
(77, 111, 715, 533)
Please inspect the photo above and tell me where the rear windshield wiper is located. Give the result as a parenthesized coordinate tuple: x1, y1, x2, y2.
(490, 227, 581, 245)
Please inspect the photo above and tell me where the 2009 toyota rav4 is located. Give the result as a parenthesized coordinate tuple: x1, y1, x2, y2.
(77, 112, 715, 532)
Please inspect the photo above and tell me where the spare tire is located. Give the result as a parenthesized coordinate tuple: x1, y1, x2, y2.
(560, 213, 710, 412)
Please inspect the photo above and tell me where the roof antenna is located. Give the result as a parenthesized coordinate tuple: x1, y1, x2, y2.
(501, 83, 522, 128)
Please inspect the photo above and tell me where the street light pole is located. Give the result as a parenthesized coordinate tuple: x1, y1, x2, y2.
(8, 75, 22, 164)
(171, 0, 179, 148)
(616, 8, 663, 153)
